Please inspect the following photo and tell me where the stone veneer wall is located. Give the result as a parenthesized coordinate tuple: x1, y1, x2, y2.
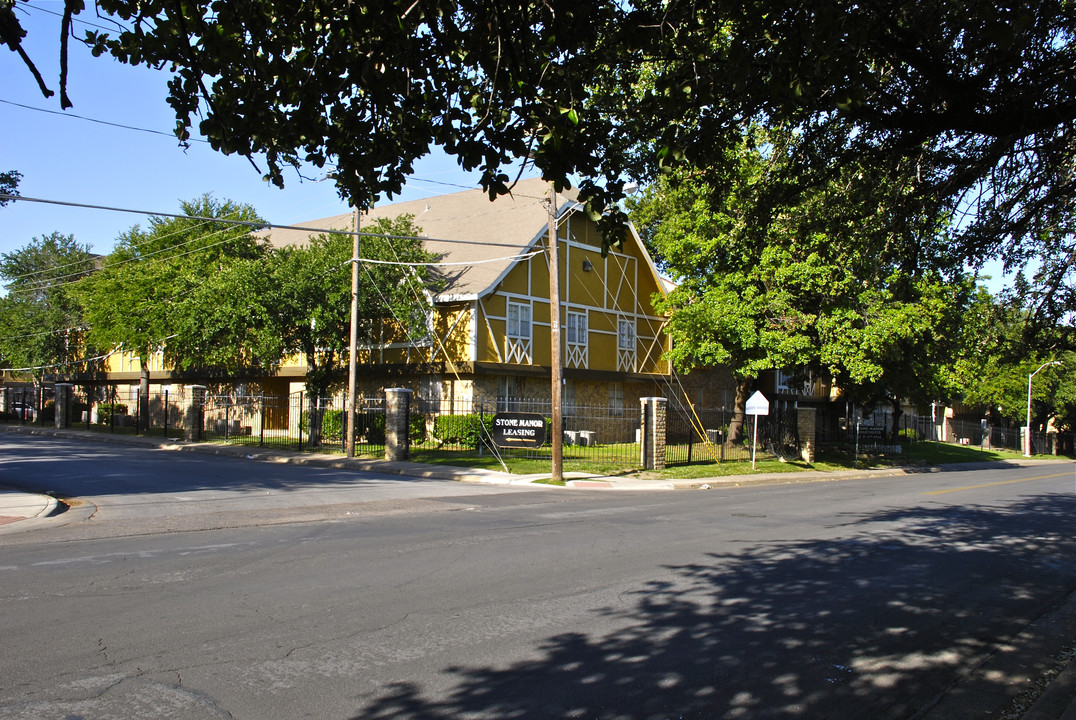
(640, 397, 668, 470)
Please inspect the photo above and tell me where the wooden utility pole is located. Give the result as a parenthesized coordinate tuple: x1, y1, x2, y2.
(547, 184, 564, 482)
(345, 209, 360, 458)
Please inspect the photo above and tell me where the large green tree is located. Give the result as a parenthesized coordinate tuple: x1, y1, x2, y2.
(951, 293, 1069, 432)
(633, 129, 975, 440)
(0, 232, 95, 388)
(73, 195, 265, 427)
(169, 214, 436, 445)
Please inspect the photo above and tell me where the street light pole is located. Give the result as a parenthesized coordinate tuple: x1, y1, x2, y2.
(1024, 360, 1060, 457)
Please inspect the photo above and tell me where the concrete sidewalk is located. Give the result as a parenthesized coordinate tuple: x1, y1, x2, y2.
(0, 485, 57, 527)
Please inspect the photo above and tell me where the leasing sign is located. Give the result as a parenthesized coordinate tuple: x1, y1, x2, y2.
(491, 413, 547, 448)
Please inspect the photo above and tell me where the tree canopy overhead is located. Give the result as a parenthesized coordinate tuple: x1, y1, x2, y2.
(5, 0, 1075, 315)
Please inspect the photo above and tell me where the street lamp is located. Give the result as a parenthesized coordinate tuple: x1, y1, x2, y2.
(1024, 360, 1061, 457)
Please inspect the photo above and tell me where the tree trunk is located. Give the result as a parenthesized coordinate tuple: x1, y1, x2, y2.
(305, 362, 324, 448)
(139, 365, 150, 432)
(889, 398, 903, 443)
(727, 378, 752, 445)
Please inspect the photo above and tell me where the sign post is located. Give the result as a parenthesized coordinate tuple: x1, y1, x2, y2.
(744, 390, 770, 470)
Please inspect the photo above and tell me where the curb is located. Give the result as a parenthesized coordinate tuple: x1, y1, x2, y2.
(2, 424, 1072, 493)
(912, 587, 1076, 720)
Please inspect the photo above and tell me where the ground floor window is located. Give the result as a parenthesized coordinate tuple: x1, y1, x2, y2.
(563, 380, 576, 416)
(609, 381, 624, 416)
(497, 376, 521, 412)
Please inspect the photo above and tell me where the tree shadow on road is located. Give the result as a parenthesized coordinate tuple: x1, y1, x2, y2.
(351, 492, 1076, 719)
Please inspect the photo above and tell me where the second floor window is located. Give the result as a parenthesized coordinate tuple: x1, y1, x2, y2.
(507, 302, 531, 340)
(566, 311, 587, 345)
(618, 319, 635, 350)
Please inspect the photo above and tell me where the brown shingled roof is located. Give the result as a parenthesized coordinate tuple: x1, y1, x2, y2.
(261, 177, 577, 302)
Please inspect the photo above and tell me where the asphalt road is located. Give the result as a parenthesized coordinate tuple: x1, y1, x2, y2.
(1, 434, 1074, 719)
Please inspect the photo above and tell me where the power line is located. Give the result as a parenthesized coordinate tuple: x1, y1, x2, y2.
(0, 347, 117, 374)
(2, 217, 250, 299)
(356, 251, 541, 268)
(0, 193, 543, 327)
(0, 98, 206, 143)
(0, 100, 550, 201)
(22, 1, 125, 33)
(0, 99, 520, 195)
(0, 192, 541, 249)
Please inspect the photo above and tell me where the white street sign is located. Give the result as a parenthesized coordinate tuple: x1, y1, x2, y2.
(745, 390, 770, 416)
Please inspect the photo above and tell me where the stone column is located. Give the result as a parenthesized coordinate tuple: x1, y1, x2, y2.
(54, 383, 73, 429)
(796, 406, 817, 463)
(385, 388, 413, 462)
(640, 396, 668, 470)
(185, 385, 206, 442)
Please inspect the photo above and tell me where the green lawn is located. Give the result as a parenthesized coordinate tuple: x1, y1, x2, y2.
(7, 419, 1064, 480)
(410, 439, 1067, 480)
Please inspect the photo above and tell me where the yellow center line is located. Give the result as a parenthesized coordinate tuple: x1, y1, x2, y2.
(924, 470, 1075, 496)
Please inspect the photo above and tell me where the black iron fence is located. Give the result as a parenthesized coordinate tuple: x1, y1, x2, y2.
(4, 384, 1073, 466)
(814, 407, 1074, 457)
(199, 393, 387, 455)
(414, 396, 643, 467)
(664, 402, 804, 464)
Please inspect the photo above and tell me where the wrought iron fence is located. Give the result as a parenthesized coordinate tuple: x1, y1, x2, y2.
(413, 396, 645, 468)
(813, 407, 1074, 457)
(200, 392, 386, 455)
(1, 385, 54, 427)
(664, 402, 805, 465)
(71, 384, 187, 438)
(6, 382, 1073, 467)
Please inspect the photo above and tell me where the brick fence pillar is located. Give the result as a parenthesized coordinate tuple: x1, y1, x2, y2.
(385, 388, 413, 462)
(640, 396, 667, 470)
(796, 406, 817, 463)
(54, 383, 73, 429)
(185, 385, 206, 442)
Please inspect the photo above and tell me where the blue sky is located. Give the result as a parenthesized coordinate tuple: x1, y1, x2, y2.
(1, 2, 494, 259)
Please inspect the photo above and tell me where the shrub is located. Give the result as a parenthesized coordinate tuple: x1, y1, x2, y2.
(355, 412, 386, 444)
(321, 409, 344, 440)
(298, 409, 389, 444)
(298, 408, 347, 440)
(433, 413, 494, 447)
(96, 403, 128, 422)
(410, 415, 427, 444)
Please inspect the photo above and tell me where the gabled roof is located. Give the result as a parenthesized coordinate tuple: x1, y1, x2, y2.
(263, 177, 578, 302)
